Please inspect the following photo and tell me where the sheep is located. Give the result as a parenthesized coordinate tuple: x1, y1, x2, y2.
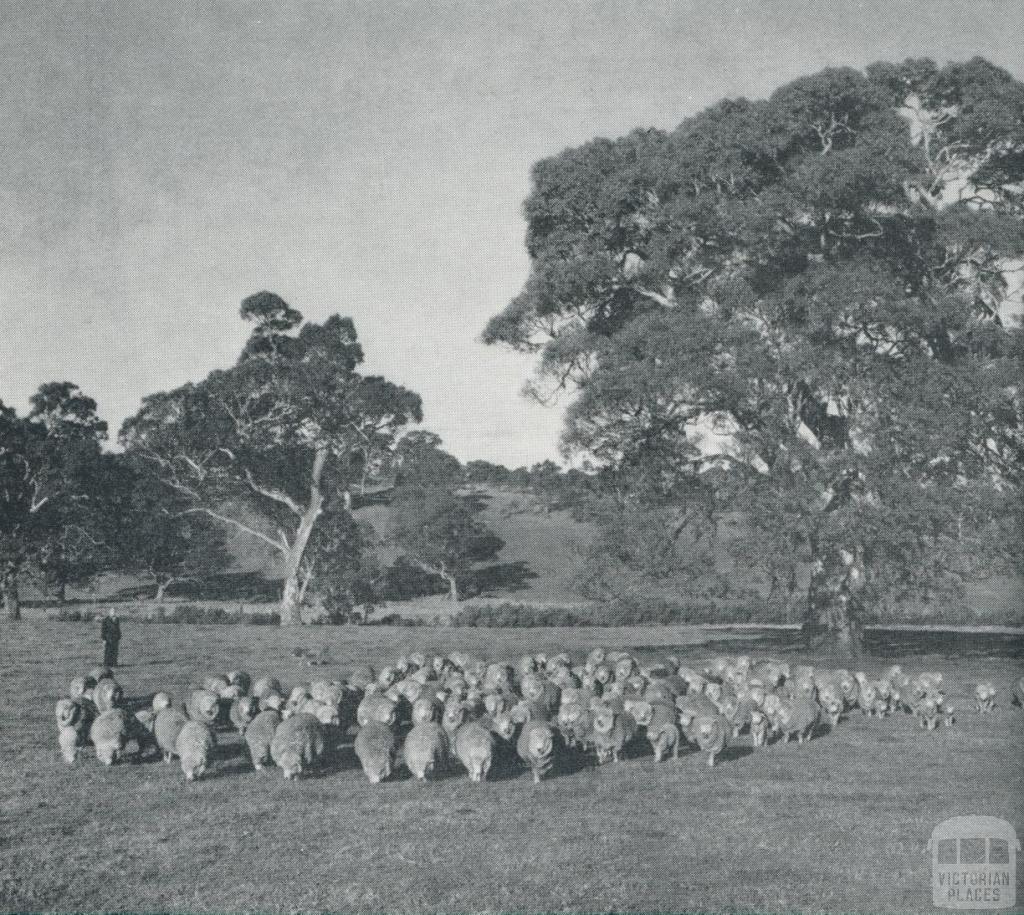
(749, 710, 770, 748)
(93, 678, 124, 713)
(716, 694, 755, 740)
(454, 721, 496, 783)
(403, 721, 449, 781)
(270, 712, 325, 780)
(817, 684, 844, 728)
(357, 693, 397, 729)
(856, 680, 879, 717)
(132, 693, 171, 759)
(252, 676, 283, 701)
(675, 693, 719, 721)
(204, 674, 231, 696)
(154, 707, 190, 763)
(974, 683, 997, 714)
(777, 697, 820, 744)
(1013, 677, 1024, 709)
(186, 689, 221, 727)
(354, 722, 398, 784)
(176, 720, 216, 781)
(226, 670, 251, 695)
(913, 691, 941, 730)
(245, 709, 281, 771)
(692, 714, 728, 767)
(556, 701, 592, 751)
(229, 696, 260, 734)
(631, 701, 679, 762)
(590, 704, 637, 765)
(90, 709, 131, 765)
(56, 698, 88, 764)
(441, 700, 467, 736)
(516, 719, 559, 783)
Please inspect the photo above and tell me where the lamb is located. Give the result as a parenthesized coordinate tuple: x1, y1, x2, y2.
(154, 707, 190, 763)
(175, 720, 216, 781)
(974, 683, 997, 714)
(403, 721, 449, 781)
(90, 709, 131, 765)
(245, 709, 282, 771)
(777, 697, 820, 744)
(444, 721, 490, 783)
(516, 719, 559, 783)
(692, 714, 728, 767)
(354, 722, 398, 784)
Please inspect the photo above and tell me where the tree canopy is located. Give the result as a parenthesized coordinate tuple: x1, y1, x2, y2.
(120, 293, 423, 624)
(0, 383, 110, 618)
(484, 58, 1024, 654)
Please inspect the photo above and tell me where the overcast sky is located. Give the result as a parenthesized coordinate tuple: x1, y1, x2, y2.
(1, 0, 1021, 465)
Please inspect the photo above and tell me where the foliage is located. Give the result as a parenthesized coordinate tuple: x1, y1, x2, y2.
(109, 458, 232, 601)
(119, 293, 422, 623)
(484, 58, 1024, 654)
(0, 383, 110, 618)
(389, 485, 504, 601)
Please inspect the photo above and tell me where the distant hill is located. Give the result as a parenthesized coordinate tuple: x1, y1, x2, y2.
(23, 483, 1021, 625)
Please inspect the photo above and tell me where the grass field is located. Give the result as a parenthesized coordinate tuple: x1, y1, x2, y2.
(2, 621, 1022, 913)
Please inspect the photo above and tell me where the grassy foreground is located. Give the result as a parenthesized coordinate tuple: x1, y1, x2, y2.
(1, 621, 1022, 914)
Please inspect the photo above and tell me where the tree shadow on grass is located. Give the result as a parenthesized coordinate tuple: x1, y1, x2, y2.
(468, 561, 540, 596)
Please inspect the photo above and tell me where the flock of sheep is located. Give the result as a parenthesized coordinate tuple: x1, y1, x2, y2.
(55, 650, 1024, 784)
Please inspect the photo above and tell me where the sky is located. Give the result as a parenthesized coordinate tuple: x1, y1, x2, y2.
(1, 0, 1021, 466)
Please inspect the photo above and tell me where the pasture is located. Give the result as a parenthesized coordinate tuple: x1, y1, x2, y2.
(2, 621, 1022, 914)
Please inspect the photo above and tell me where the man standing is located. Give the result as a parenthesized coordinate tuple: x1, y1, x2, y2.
(100, 608, 121, 667)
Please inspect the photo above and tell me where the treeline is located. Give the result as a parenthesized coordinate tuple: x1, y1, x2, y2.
(0, 296, 526, 623)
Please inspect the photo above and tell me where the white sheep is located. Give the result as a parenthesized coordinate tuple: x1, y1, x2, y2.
(176, 720, 216, 780)
(270, 712, 325, 779)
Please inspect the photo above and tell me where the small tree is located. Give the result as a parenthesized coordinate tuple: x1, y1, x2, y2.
(120, 293, 422, 624)
(390, 486, 504, 602)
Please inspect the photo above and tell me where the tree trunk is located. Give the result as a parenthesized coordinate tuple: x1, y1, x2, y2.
(155, 579, 170, 603)
(802, 548, 864, 658)
(57, 580, 67, 604)
(2, 568, 21, 621)
(279, 447, 327, 626)
(443, 572, 459, 603)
